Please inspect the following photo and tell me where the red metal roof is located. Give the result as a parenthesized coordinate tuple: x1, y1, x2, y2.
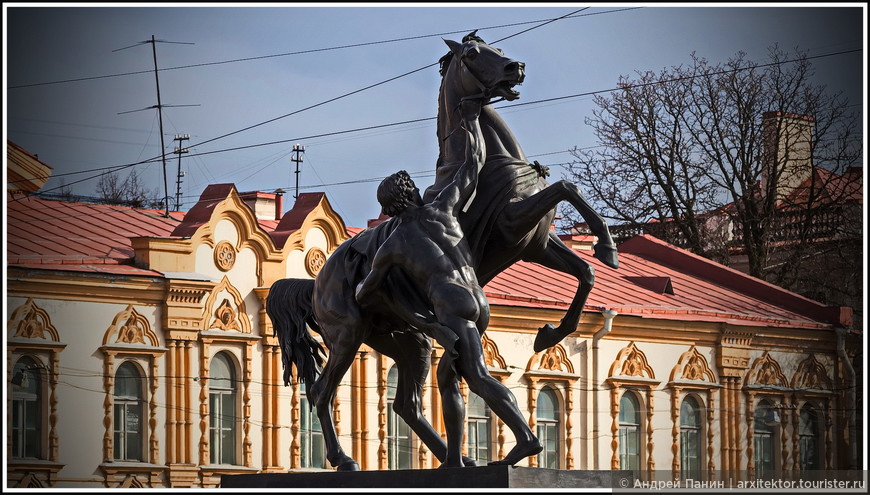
(7, 192, 847, 329)
(485, 234, 848, 330)
(7, 194, 184, 276)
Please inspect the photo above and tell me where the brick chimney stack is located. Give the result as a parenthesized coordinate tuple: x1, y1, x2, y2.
(761, 111, 815, 203)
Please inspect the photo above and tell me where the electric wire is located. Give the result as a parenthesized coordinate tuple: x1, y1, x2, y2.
(9, 47, 860, 196)
(7, 8, 637, 90)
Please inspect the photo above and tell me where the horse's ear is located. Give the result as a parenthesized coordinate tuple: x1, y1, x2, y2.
(444, 38, 462, 55)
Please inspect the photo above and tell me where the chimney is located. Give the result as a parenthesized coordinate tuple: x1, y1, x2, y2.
(274, 189, 285, 221)
(239, 190, 282, 221)
(761, 111, 815, 203)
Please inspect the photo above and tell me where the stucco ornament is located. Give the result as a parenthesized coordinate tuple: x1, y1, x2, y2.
(214, 241, 236, 271)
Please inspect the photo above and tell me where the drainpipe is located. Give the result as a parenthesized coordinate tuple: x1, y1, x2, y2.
(592, 308, 618, 470)
(835, 327, 857, 470)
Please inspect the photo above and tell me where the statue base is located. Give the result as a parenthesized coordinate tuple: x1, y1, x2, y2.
(221, 465, 632, 489)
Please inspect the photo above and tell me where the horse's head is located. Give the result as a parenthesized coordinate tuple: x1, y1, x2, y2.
(441, 32, 525, 103)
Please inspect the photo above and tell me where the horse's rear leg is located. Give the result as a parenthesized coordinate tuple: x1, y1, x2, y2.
(310, 344, 360, 471)
(525, 232, 596, 352)
(502, 180, 618, 268)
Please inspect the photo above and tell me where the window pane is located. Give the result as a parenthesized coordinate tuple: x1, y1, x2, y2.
(25, 400, 39, 429)
(222, 427, 235, 464)
(24, 428, 39, 458)
(800, 405, 819, 471)
(537, 389, 557, 420)
(221, 394, 235, 429)
(620, 393, 638, 424)
(312, 430, 326, 468)
(127, 431, 141, 461)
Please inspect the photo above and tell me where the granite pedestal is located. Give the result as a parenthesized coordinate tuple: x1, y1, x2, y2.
(221, 465, 633, 489)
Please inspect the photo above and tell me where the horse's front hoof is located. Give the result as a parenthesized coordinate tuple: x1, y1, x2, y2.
(534, 324, 559, 353)
(462, 456, 477, 467)
(336, 460, 361, 471)
(593, 243, 619, 269)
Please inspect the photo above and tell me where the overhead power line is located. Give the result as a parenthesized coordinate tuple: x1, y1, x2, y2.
(7, 8, 639, 90)
(10, 7, 589, 199)
(10, 41, 861, 199)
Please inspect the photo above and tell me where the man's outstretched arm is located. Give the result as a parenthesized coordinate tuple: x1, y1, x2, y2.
(433, 99, 486, 216)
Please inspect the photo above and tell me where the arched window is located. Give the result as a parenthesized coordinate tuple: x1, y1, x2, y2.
(114, 361, 144, 461)
(799, 404, 820, 471)
(209, 352, 238, 465)
(753, 400, 776, 477)
(386, 365, 412, 469)
(12, 356, 42, 459)
(466, 391, 492, 464)
(619, 391, 641, 470)
(680, 396, 702, 479)
(299, 391, 326, 468)
(536, 386, 561, 469)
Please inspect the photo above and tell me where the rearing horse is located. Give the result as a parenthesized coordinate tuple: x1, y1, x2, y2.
(429, 32, 618, 352)
(266, 33, 618, 472)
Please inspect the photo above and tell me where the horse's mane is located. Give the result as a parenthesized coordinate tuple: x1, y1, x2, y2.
(438, 31, 487, 76)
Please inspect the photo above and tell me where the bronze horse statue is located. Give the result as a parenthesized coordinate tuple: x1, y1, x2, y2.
(427, 32, 617, 353)
(266, 32, 618, 471)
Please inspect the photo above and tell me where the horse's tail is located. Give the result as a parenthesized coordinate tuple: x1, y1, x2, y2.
(266, 278, 325, 394)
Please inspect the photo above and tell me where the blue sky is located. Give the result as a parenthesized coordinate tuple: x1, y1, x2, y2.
(4, 3, 865, 229)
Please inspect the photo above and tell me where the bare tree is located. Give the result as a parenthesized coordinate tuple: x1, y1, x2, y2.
(96, 169, 161, 208)
(563, 45, 862, 296)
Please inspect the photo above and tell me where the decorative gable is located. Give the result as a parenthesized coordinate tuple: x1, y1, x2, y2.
(481, 334, 507, 370)
(203, 276, 251, 334)
(271, 192, 350, 252)
(131, 184, 283, 285)
(9, 299, 60, 342)
(102, 305, 160, 348)
(527, 344, 575, 374)
(791, 353, 833, 391)
(669, 346, 717, 383)
(609, 341, 655, 379)
(746, 351, 788, 388)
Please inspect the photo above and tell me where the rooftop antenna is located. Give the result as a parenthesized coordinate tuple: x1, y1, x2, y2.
(173, 133, 190, 211)
(291, 144, 305, 199)
(115, 35, 197, 217)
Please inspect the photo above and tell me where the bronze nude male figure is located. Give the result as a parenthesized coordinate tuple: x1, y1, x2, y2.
(355, 98, 542, 467)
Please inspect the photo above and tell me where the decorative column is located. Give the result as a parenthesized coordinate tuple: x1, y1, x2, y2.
(243, 342, 253, 467)
(149, 359, 160, 464)
(707, 389, 716, 474)
(610, 386, 621, 470)
(717, 329, 752, 481)
(460, 383, 469, 458)
(646, 389, 655, 472)
(377, 354, 388, 470)
(351, 349, 369, 468)
(254, 287, 282, 471)
(780, 397, 792, 474)
(824, 401, 834, 471)
(526, 379, 538, 468)
(102, 353, 115, 461)
(198, 341, 211, 466)
(671, 387, 681, 479)
(290, 375, 300, 469)
(745, 391, 756, 479)
(791, 397, 800, 472)
(166, 340, 177, 464)
(182, 340, 193, 465)
(565, 382, 575, 469)
(49, 350, 60, 462)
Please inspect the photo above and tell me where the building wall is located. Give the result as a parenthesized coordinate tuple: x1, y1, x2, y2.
(6, 190, 855, 488)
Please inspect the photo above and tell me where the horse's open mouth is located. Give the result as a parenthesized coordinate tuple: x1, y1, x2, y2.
(493, 80, 521, 100)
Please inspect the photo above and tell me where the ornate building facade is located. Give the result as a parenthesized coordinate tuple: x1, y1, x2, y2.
(6, 143, 862, 488)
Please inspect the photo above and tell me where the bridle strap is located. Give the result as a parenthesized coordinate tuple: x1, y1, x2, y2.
(456, 56, 505, 107)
